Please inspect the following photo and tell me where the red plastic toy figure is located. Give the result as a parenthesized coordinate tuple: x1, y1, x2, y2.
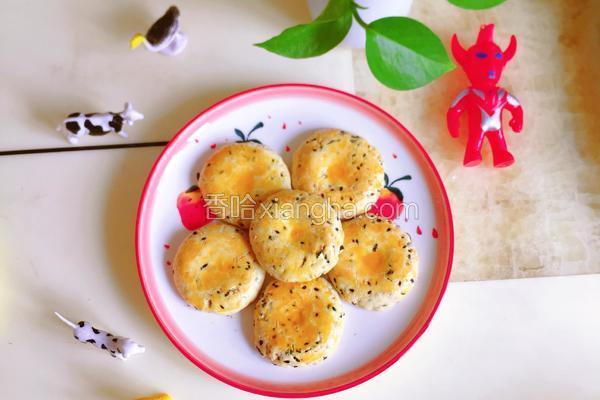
(447, 24, 523, 167)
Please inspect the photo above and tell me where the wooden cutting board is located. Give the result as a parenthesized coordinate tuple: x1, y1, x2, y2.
(353, 0, 600, 281)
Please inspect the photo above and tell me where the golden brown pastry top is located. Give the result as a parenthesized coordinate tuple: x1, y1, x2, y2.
(249, 189, 343, 282)
(254, 278, 345, 366)
(173, 221, 265, 314)
(292, 129, 384, 219)
(328, 215, 418, 310)
(199, 142, 291, 229)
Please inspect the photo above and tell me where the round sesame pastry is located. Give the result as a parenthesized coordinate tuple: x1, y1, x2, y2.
(249, 189, 343, 282)
(199, 142, 291, 229)
(254, 278, 345, 367)
(173, 221, 266, 315)
(292, 129, 385, 219)
(327, 215, 418, 311)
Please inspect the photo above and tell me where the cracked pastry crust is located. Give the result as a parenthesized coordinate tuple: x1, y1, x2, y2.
(253, 278, 345, 367)
(199, 142, 291, 229)
(173, 221, 265, 315)
(249, 189, 343, 282)
(292, 129, 384, 219)
(328, 215, 418, 311)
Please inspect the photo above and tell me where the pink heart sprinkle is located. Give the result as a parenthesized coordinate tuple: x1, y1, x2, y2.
(210, 144, 216, 149)
(285, 146, 291, 152)
(282, 123, 286, 129)
(432, 228, 439, 239)
(416, 226, 422, 235)
(392, 153, 398, 159)
(164, 244, 171, 250)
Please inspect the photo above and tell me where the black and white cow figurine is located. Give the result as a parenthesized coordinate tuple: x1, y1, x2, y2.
(55, 312, 145, 360)
(58, 102, 144, 145)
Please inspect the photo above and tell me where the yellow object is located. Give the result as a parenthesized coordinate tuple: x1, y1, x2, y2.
(136, 394, 172, 400)
(130, 33, 145, 50)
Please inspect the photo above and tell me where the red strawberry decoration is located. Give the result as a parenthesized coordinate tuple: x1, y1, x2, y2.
(176, 185, 213, 230)
(368, 173, 412, 220)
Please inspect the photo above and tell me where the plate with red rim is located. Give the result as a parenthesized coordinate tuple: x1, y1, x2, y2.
(135, 83, 453, 397)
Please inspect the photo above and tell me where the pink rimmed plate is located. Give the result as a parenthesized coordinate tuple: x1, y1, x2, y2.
(135, 84, 453, 397)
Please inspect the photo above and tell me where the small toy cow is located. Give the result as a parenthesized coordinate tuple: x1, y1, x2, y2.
(447, 24, 523, 168)
(55, 312, 145, 360)
(58, 102, 144, 145)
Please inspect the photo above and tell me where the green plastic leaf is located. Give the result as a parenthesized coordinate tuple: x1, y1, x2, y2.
(448, 0, 507, 10)
(255, 0, 353, 58)
(365, 17, 455, 90)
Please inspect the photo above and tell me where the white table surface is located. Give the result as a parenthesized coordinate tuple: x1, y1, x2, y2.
(1, 146, 599, 400)
(1, 1, 599, 399)
(0, 0, 353, 151)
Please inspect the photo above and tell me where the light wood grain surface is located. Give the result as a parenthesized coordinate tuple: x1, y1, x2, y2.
(353, 0, 600, 281)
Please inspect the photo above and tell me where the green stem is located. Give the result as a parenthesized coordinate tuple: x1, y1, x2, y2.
(352, 6, 369, 29)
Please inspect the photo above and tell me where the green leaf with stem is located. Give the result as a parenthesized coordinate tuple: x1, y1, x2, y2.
(255, 0, 353, 58)
(364, 16, 455, 90)
(448, 0, 507, 10)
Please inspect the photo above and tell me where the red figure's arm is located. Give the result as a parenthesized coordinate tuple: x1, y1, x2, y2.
(505, 93, 523, 133)
(447, 89, 470, 138)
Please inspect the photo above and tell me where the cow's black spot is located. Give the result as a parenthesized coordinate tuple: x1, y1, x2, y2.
(101, 344, 107, 350)
(66, 121, 80, 134)
(85, 119, 107, 136)
(108, 114, 124, 133)
(68, 112, 81, 118)
(92, 327, 100, 334)
(74, 335, 79, 340)
(112, 338, 118, 343)
(78, 321, 85, 327)
(146, 6, 179, 45)
(86, 339, 96, 344)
